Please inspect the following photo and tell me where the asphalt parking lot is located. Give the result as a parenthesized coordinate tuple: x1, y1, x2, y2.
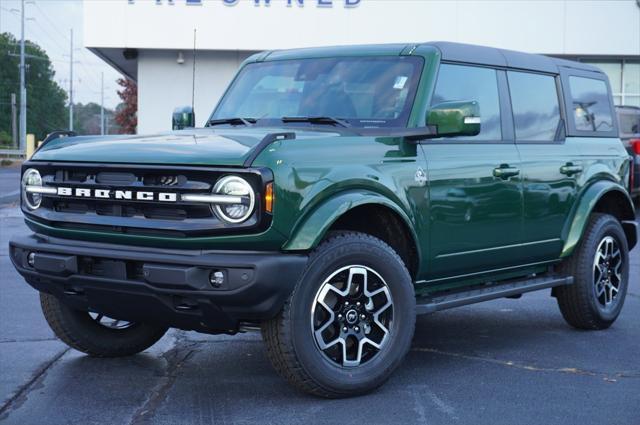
(1, 203, 638, 425)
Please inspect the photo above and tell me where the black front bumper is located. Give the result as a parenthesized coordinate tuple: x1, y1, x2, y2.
(9, 234, 308, 334)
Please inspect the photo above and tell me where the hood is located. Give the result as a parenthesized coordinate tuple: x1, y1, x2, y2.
(32, 128, 342, 167)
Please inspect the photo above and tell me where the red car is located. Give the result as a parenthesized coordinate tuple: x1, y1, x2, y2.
(616, 105, 640, 201)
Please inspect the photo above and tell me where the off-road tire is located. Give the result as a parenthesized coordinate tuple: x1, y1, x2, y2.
(556, 213, 629, 330)
(261, 231, 416, 398)
(40, 292, 168, 357)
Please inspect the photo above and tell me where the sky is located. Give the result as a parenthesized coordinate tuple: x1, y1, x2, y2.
(0, 0, 122, 109)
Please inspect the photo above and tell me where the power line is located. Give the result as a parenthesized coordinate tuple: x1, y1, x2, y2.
(5, 2, 118, 110)
(29, 2, 104, 92)
(33, 2, 70, 43)
(26, 14, 67, 52)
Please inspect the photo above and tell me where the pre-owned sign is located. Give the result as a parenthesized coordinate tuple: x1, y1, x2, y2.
(130, 0, 362, 6)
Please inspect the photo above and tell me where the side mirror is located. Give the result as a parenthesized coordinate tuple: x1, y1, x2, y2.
(172, 106, 195, 130)
(427, 101, 481, 137)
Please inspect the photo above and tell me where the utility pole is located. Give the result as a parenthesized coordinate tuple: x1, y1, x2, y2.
(69, 28, 74, 131)
(11, 93, 18, 148)
(19, 0, 27, 152)
(100, 72, 105, 135)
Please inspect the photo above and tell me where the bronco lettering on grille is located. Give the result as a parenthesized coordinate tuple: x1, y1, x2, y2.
(56, 187, 178, 202)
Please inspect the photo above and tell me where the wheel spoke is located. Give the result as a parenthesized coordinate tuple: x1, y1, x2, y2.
(347, 267, 367, 296)
(613, 255, 623, 282)
(317, 331, 342, 350)
(605, 285, 613, 304)
(342, 339, 359, 367)
(88, 312, 133, 330)
(593, 263, 604, 284)
(607, 239, 616, 257)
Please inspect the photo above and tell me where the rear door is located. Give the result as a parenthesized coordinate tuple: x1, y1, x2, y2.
(506, 70, 581, 262)
(422, 64, 525, 281)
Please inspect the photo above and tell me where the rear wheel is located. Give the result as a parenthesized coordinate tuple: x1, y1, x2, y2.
(556, 213, 629, 330)
(40, 292, 168, 357)
(261, 232, 415, 398)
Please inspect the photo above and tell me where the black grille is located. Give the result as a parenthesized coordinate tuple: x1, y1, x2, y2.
(24, 162, 272, 237)
(53, 200, 211, 221)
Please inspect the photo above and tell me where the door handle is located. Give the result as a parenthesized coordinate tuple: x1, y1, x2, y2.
(560, 164, 583, 176)
(493, 165, 520, 179)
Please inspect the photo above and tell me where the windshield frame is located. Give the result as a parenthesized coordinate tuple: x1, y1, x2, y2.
(208, 55, 425, 129)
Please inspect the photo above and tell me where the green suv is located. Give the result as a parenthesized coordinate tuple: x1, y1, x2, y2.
(9, 42, 637, 398)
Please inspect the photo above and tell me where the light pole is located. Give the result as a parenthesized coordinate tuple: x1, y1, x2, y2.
(19, 0, 27, 152)
(100, 72, 105, 135)
(69, 28, 74, 131)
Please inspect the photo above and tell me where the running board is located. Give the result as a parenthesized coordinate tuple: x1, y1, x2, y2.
(415, 275, 573, 315)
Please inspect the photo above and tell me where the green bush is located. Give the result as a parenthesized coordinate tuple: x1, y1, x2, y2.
(0, 130, 14, 148)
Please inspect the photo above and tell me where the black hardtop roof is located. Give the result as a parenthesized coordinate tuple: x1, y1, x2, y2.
(426, 41, 602, 75)
(254, 41, 602, 75)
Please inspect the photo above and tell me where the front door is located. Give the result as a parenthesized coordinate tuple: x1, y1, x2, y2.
(422, 64, 524, 281)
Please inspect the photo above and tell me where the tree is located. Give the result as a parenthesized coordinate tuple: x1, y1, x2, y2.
(114, 78, 137, 134)
(71, 102, 119, 135)
(0, 32, 68, 143)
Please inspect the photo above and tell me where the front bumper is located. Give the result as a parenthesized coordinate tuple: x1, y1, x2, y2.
(9, 234, 307, 334)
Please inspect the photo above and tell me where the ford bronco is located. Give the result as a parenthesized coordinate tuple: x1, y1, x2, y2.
(9, 42, 637, 398)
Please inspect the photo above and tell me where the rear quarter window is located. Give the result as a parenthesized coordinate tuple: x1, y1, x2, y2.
(569, 76, 614, 133)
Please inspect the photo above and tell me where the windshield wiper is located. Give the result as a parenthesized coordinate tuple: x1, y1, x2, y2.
(208, 117, 257, 127)
(281, 116, 351, 128)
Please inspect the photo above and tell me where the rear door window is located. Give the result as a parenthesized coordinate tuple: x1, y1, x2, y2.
(568, 76, 614, 133)
(431, 64, 502, 141)
(508, 71, 561, 141)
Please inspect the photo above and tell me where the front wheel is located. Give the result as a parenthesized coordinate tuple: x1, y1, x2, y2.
(40, 293, 168, 357)
(555, 213, 630, 330)
(261, 232, 416, 398)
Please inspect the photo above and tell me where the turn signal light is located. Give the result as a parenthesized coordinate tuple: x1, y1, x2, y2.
(265, 182, 274, 213)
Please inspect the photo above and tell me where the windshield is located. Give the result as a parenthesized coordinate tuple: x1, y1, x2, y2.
(211, 56, 423, 128)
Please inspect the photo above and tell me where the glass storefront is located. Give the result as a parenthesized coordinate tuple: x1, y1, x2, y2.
(581, 60, 640, 107)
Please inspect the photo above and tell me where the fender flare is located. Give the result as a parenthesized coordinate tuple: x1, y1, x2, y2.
(282, 190, 420, 256)
(561, 180, 637, 257)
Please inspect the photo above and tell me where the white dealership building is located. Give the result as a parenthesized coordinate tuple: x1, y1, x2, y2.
(83, 0, 640, 134)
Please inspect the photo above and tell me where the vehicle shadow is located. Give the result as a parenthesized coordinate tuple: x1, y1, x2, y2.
(25, 291, 635, 425)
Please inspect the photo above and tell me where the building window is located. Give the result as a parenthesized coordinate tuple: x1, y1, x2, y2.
(582, 60, 640, 107)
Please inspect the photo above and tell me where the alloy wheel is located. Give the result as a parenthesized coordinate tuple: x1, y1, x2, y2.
(592, 235, 623, 309)
(311, 265, 393, 367)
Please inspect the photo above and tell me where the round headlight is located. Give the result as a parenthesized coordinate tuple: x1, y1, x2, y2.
(213, 175, 255, 223)
(22, 168, 43, 210)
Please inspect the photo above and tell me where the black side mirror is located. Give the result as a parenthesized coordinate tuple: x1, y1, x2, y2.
(172, 106, 195, 130)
